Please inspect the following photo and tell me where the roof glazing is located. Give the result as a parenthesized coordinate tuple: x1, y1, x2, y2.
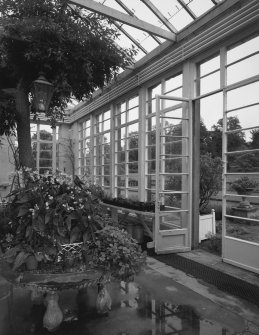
(79, 0, 225, 62)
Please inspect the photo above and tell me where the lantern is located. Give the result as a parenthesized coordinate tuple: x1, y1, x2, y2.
(31, 72, 54, 112)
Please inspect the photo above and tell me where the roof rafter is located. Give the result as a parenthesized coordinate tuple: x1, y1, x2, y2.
(68, 0, 176, 41)
(115, 0, 161, 45)
(176, 0, 197, 20)
(113, 21, 148, 54)
(140, 0, 178, 33)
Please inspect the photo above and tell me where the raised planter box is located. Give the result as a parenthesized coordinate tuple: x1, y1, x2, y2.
(199, 209, 216, 243)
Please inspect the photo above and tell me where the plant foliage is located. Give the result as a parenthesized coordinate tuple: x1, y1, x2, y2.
(230, 176, 258, 195)
(88, 225, 146, 281)
(200, 153, 223, 212)
(0, 169, 112, 270)
(0, 0, 137, 165)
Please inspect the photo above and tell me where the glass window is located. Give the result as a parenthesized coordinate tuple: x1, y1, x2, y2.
(31, 124, 58, 174)
(93, 110, 111, 193)
(115, 96, 139, 199)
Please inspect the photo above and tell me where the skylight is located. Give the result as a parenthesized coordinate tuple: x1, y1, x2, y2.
(76, 0, 225, 62)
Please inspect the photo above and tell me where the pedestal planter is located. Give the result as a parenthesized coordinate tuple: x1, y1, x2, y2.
(231, 205, 257, 219)
(231, 189, 257, 219)
(96, 283, 112, 314)
(43, 292, 63, 332)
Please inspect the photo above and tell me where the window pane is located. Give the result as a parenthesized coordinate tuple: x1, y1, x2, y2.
(200, 55, 220, 76)
(227, 82, 259, 110)
(227, 36, 259, 64)
(129, 96, 139, 109)
(165, 74, 183, 93)
(128, 107, 139, 122)
(200, 71, 220, 95)
(227, 54, 259, 85)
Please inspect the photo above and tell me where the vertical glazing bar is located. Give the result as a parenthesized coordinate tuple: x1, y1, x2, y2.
(90, 114, 94, 183)
(125, 100, 129, 198)
(110, 103, 116, 197)
(155, 95, 161, 250)
(36, 123, 40, 172)
(160, 80, 166, 205)
(221, 46, 227, 259)
(52, 127, 57, 172)
(139, 87, 146, 201)
(188, 99, 193, 249)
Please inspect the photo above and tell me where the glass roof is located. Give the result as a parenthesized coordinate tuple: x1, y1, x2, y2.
(73, 0, 225, 62)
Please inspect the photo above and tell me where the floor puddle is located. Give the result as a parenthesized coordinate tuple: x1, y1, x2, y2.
(12, 280, 237, 335)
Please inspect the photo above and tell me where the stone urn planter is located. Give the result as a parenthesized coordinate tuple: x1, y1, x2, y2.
(230, 177, 258, 218)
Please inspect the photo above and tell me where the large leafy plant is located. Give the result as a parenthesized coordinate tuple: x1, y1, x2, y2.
(0, 169, 111, 271)
(87, 226, 146, 281)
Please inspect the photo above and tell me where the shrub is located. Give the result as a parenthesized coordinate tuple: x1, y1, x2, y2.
(200, 153, 223, 213)
(230, 176, 258, 195)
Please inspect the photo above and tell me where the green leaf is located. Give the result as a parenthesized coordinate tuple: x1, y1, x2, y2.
(3, 246, 21, 259)
(25, 225, 33, 239)
(12, 251, 29, 271)
(45, 210, 53, 224)
(17, 206, 29, 217)
(16, 195, 30, 204)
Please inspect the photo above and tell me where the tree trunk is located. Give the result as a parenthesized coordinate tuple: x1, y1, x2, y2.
(15, 78, 33, 168)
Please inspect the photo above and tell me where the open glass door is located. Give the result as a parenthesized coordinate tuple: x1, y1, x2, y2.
(155, 95, 192, 253)
(222, 84, 259, 274)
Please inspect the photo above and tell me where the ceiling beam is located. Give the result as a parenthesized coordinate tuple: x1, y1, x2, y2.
(115, 0, 161, 45)
(140, 0, 178, 33)
(68, 0, 176, 41)
(176, 0, 197, 20)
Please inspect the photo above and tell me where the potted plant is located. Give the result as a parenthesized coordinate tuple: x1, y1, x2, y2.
(83, 225, 146, 314)
(87, 225, 146, 282)
(0, 169, 146, 330)
(230, 176, 258, 195)
(0, 169, 113, 272)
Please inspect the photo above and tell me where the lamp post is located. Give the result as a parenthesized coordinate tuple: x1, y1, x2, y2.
(31, 72, 54, 112)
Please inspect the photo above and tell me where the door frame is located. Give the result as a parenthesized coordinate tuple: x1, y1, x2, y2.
(154, 94, 192, 254)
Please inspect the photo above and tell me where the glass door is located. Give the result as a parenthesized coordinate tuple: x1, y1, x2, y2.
(155, 95, 192, 253)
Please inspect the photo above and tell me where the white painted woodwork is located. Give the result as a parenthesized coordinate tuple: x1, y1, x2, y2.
(199, 210, 216, 243)
(223, 237, 259, 274)
(155, 95, 191, 254)
(68, 0, 176, 41)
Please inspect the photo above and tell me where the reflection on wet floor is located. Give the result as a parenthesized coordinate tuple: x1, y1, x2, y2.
(13, 280, 237, 335)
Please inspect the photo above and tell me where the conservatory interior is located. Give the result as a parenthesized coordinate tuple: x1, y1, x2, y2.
(1, 0, 259, 275)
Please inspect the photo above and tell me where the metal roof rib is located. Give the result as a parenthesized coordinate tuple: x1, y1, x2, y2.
(69, 0, 176, 40)
(114, 0, 161, 45)
(140, 0, 178, 33)
(176, 0, 197, 20)
(115, 0, 161, 47)
(113, 21, 148, 54)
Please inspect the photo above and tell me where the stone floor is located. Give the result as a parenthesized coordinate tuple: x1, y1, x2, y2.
(1, 255, 259, 335)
